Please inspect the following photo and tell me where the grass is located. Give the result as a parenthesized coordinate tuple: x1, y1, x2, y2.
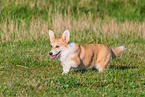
(0, 0, 145, 96)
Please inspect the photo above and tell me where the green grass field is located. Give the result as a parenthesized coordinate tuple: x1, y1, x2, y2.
(0, 0, 145, 96)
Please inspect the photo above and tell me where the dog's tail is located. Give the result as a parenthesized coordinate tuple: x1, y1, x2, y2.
(111, 46, 127, 59)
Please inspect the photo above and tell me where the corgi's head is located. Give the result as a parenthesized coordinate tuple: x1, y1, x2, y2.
(49, 30, 70, 58)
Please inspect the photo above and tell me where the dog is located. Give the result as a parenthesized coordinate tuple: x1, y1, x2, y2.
(49, 30, 126, 74)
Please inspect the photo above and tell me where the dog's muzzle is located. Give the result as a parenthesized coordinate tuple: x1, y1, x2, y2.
(49, 51, 61, 58)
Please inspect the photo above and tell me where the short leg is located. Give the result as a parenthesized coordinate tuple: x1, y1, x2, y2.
(95, 54, 112, 72)
(95, 64, 103, 72)
(95, 61, 111, 72)
(61, 61, 78, 75)
(62, 65, 71, 75)
(61, 63, 64, 68)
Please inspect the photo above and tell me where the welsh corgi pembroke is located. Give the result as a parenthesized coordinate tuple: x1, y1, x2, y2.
(49, 30, 126, 74)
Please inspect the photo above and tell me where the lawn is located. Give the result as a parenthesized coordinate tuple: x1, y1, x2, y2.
(0, 0, 145, 96)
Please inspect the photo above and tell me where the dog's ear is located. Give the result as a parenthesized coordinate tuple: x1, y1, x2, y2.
(62, 30, 70, 43)
(49, 30, 55, 41)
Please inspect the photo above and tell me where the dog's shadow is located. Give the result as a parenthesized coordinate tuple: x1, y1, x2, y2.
(74, 65, 138, 74)
(110, 65, 138, 70)
(74, 68, 98, 74)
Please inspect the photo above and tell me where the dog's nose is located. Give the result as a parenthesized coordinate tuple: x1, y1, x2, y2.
(49, 52, 53, 55)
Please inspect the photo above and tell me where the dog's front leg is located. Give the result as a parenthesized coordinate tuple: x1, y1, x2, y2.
(61, 63, 64, 68)
(62, 64, 71, 75)
(61, 61, 78, 75)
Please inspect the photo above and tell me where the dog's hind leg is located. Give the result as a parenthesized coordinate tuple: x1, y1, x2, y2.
(95, 54, 112, 72)
(95, 64, 104, 72)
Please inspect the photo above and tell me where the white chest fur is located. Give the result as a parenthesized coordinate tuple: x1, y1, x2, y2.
(57, 42, 78, 68)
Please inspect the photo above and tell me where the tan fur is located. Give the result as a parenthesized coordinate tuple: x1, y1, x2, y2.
(49, 30, 126, 74)
(51, 38, 68, 49)
(111, 47, 124, 59)
(69, 44, 112, 70)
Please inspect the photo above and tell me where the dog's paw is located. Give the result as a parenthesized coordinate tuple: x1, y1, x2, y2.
(61, 71, 69, 75)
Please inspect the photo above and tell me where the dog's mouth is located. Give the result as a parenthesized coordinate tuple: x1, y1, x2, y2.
(50, 51, 61, 58)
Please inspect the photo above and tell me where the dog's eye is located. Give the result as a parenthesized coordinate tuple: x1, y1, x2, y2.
(56, 46, 59, 48)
